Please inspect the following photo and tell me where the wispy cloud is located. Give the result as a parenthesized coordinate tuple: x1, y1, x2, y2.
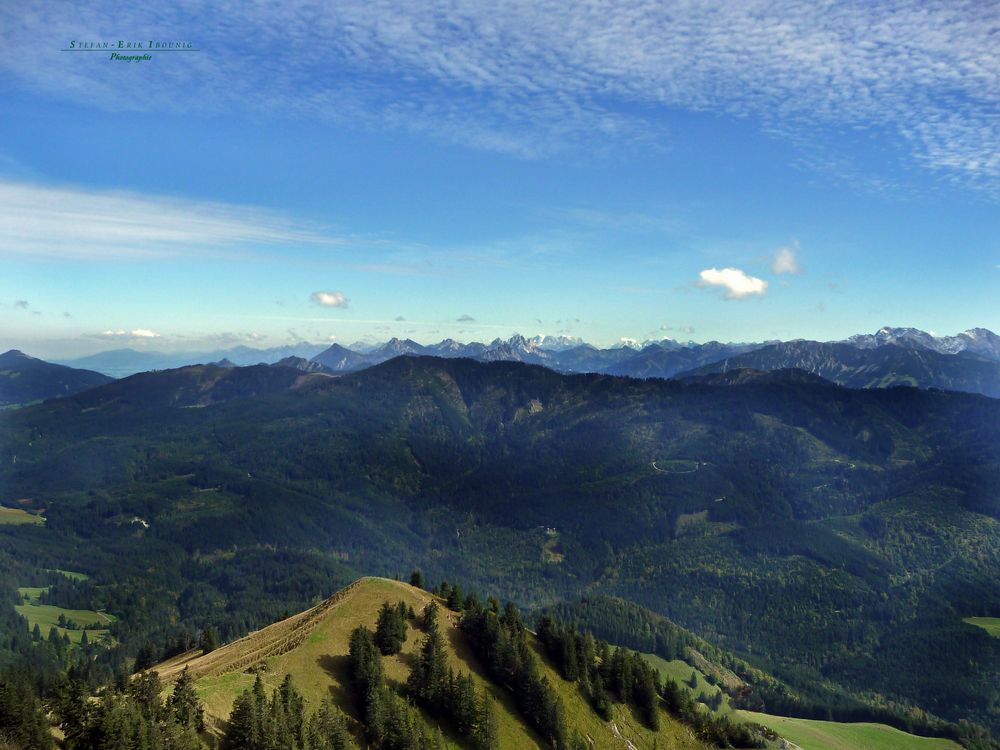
(0, 179, 340, 260)
(772, 240, 802, 274)
(2, 2, 998, 194)
(698, 267, 768, 299)
(456, 314, 475, 322)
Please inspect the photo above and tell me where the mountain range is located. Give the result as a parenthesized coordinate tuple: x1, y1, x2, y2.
(25, 326, 1000, 402)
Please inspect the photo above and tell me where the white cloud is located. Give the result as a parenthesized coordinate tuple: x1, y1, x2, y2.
(98, 329, 161, 339)
(772, 241, 802, 274)
(456, 314, 475, 322)
(310, 290, 349, 308)
(698, 267, 768, 299)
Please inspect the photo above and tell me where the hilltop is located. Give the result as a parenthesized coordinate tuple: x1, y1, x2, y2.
(154, 577, 711, 749)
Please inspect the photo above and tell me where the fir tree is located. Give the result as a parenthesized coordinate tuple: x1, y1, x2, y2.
(201, 626, 218, 654)
(169, 667, 205, 732)
(374, 601, 408, 655)
(407, 608, 449, 714)
(446, 583, 464, 612)
(472, 693, 500, 750)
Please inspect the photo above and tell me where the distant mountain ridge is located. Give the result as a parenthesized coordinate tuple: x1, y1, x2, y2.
(57, 342, 328, 377)
(0, 349, 113, 406)
(678, 340, 1000, 398)
(305, 326, 1000, 397)
(22, 325, 1000, 398)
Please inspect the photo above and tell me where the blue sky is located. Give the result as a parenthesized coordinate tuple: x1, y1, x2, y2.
(1, 1, 998, 357)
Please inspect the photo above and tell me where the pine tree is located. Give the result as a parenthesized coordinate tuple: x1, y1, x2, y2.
(446, 583, 464, 612)
(134, 641, 158, 673)
(128, 670, 165, 723)
(307, 698, 354, 750)
(31, 623, 41, 641)
(422, 601, 440, 630)
(201, 626, 218, 654)
(223, 690, 256, 750)
(375, 601, 407, 655)
(169, 667, 205, 732)
(80, 629, 89, 647)
(407, 609, 449, 713)
(472, 693, 500, 750)
(409, 569, 424, 589)
(278, 674, 306, 746)
(451, 673, 478, 735)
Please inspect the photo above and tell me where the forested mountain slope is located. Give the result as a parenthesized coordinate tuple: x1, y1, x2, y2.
(1, 356, 999, 743)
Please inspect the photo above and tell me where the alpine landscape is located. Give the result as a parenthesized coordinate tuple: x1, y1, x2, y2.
(2, 2, 999, 749)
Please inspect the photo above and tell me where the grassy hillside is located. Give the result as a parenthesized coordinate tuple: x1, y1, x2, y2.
(965, 618, 1000, 638)
(156, 577, 708, 749)
(0, 505, 44, 525)
(739, 711, 962, 750)
(640, 650, 964, 750)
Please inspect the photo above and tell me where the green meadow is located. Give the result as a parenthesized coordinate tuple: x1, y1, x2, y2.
(16, 587, 114, 644)
(739, 711, 962, 750)
(0, 505, 44, 525)
(964, 617, 1000, 638)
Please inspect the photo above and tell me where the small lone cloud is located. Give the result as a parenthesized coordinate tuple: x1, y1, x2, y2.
(394, 315, 406, 321)
(310, 290, 348, 308)
(697, 267, 768, 299)
(772, 240, 802, 274)
(14, 299, 29, 310)
(457, 314, 476, 322)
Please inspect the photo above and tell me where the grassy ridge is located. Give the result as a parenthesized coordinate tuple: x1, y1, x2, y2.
(158, 577, 708, 749)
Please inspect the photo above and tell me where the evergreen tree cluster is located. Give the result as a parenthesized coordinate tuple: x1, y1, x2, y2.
(222, 672, 355, 750)
(374, 601, 410, 656)
(661, 679, 765, 748)
(537, 617, 659, 729)
(460, 598, 568, 748)
(537, 613, 767, 747)
(53, 669, 203, 750)
(405, 604, 499, 749)
(0, 672, 52, 750)
(347, 625, 443, 750)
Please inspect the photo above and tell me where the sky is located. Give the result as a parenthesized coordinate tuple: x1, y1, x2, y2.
(1, 0, 998, 358)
